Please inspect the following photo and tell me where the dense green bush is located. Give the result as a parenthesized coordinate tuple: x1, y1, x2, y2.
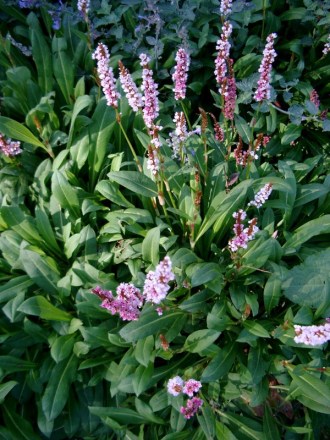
(0, 0, 329, 439)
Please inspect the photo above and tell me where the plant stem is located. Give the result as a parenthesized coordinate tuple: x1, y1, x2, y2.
(116, 110, 143, 172)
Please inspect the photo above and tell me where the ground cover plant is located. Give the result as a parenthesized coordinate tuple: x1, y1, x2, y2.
(0, 0, 330, 438)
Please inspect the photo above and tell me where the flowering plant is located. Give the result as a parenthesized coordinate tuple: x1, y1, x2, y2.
(0, 0, 329, 439)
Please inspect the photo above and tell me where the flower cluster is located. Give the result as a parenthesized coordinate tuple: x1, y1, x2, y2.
(0, 133, 22, 157)
(18, 0, 38, 8)
(118, 61, 143, 112)
(248, 183, 273, 208)
(140, 53, 159, 129)
(92, 257, 175, 319)
(310, 89, 320, 110)
(92, 43, 120, 109)
(77, 0, 90, 17)
(143, 256, 175, 304)
(214, 22, 236, 120)
(228, 210, 259, 252)
(6, 34, 32, 56)
(48, 1, 64, 30)
(294, 323, 330, 346)
(172, 48, 190, 100)
(323, 34, 330, 56)
(167, 376, 203, 419)
(220, 0, 232, 17)
(254, 33, 277, 102)
(91, 284, 143, 321)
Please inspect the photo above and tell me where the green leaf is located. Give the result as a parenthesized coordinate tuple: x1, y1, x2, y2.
(183, 329, 220, 353)
(132, 363, 154, 396)
(247, 343, 269, 385)
(280, 7, 306, 20)
(51, 334, 76, 362)
(18, 296, 71, 321)
(283, 215, 330, 253)
(134, 398, 165, 424)
(142, 227, 160, 265)
(263, 405, 281, 440)
(215, 421, 238, 440)
(0, 356, 37, 373)
(264, 265, 287, 314)
(294, 183, 329, 207)
(0, 116, 45, 149)
(282, 249, 330, 310)
(108, 171, 158, 197)
(27, 13, 53, 94)
(20, 248, 61, 296)
(281, 124, 302, 145)
(219, 412, 263, 440)
(288, 370, 330, 414)
(202, 343, 237, 382)
(35, 207, 62, 256)
(134, 335, 154, 367)
(188, 262, 224, 294)
(52, 37, 74, 105)
(197, 406, 216, 440)
(243, 321, 270, 338)
(0, 276, 34, 304)
(0, 381, 18, 403)
(89, 407, 148, 425)
(3, 402, 40, 440)
(95, 180, 134, 208)
(88, 99, 116, 188)
(234, 115, 252, 144)
(42, 354, 78, 421)
(120, 310, 185, 343)
(67, 95, 93, 147)
(51, 170, 80, 219)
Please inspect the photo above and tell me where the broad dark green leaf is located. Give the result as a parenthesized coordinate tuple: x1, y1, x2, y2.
(52, 37, 74, 105)
(108, 171, 158, 197)
(0, 116, 45, 149)
(142, 226, 160, 265)
(132, 363, 154, 396)
(42, 354, 78, 421)
(51, 170, 80, 219)
(0, 276, 34, 304)
(202, 343, 237, 382)
(18, 296, 71, 321)
(0, 381, 18, 403)
(89, 406, 148, 425)
(120, 310, 185, 343)
(3, 403, 40, 440)
(263, 405, 281, 440)
(183, 329, 220, 353)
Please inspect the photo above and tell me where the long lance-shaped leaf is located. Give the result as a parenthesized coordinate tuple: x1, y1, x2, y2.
(0, 116, 46, 150)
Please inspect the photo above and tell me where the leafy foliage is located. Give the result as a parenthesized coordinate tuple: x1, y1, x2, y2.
(0, 0, 329, 439)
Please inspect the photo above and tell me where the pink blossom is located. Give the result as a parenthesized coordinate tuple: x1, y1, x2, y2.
(140, 54, 159, 128)
(310, 90, 320, 109)
(223, 70, 236, 120)
(214, 21, 232, 87)
(180, 397, 203, 419)
(228, 210, 259, 252)
(172, 48, 190, 100)
(0, 133, 22, 157)
(323, 34, 330, 56)
(118, 61, 143, 112)
(77, 0, 90, 16)
(92, 43, 120, 108)
(254, 33, 277, 102)
(143, 256, 175, 304)
(183, 379, 202, 397)
(248, 183, 273, 208)
(220, 0, 232, 16)
(167, 376, 184, 396)
(294, 323, 330, 346)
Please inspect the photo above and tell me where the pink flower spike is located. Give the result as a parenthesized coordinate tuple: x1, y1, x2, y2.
(167, 376, 184, 396)
(173, 48, 190, 100)
(248, 183, 273, 208)
(118, 60, 143, 112)
(77, 0, 90, 17)
(140, 54, 160, 128)
(92, 43, 120, 108)
(180, 397, 203, 419)
(183, 379, 202, 397)
(294, 323, 330, 346)
(143, 256, 175, 304)
(220, 0, 232, 16)
(254, 33, 277, 102)
(323, 34, 330, 56)
(0, 133, 22, 157)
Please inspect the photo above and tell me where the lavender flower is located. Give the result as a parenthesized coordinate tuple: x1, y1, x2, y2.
(167, 376, 184, 396)
(18, 0, 38, 7)
(223, 71, 236, 120)
(294, 323, 330, 346)
(6, 34, 32, 56)
(168, 112, 188, 158)
(140, 53, 159, 129)
(118, 60, 143, 112)
(248, 183, 273, 208)
(0, 133, 22, 157)
(214, 21, 232, 87)
(92, 43, 120, 109)
(143, 256, 175, 304)
(91, 283, 143, 321)
(254, 33, 277, 102)
(183, 379, 202, 397)
(180, 397, 203, 419)
(77, 0, 90, 17)
(172, 48, 190, 100)
(220, 0, 232, 17)
(310, 89, 320, 109)
(228, 210, 259, 252)
(323, 34, 330, 56)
